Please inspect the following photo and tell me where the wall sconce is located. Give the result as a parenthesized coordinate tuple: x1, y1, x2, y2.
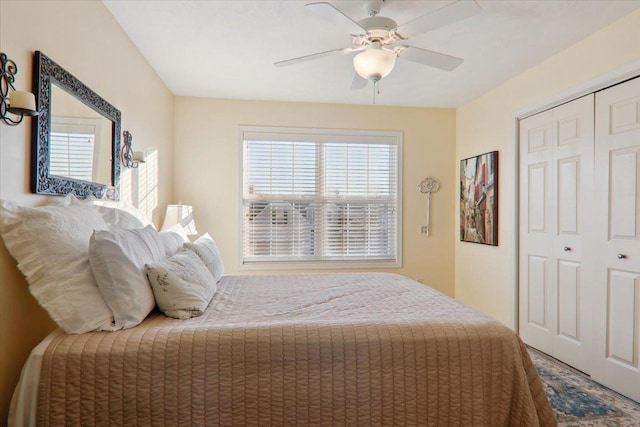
(121, 130, 146, 168)
(1, 52, 38, 126)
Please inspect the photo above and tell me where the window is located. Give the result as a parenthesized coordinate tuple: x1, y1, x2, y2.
(49, 117, 102, 182)
(240, 126, 401, 269)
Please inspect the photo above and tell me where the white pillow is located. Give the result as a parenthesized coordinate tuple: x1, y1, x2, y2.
(183, 233, 224, 282)
(0, 200, 115, 334)
(145, 249, 217, 319)
(160, 225, 188, 256)
(166, 223, 189, 242)
(66, 194, 153, 230)
(89, 225, 186, 329)
(93, 205, 147, 230)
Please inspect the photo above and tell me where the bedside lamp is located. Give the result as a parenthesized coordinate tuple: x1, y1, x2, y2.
(160, 204, 198, 235)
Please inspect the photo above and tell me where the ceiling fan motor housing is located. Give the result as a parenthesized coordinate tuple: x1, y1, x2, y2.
(355, 16, 398, 48)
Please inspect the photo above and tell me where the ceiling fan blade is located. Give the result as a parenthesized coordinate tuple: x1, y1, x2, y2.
(396, 46, 464, 71)
(274, 48, 354, 67)
(351, 72, 368, 90)
(394, 0, 481, 38)
(306, 2, 366, 34)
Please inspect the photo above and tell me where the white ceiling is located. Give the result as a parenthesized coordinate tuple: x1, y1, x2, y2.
(103, 0, 640, 108)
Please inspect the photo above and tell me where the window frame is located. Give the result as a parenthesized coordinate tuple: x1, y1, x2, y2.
(238, 125, 402, 270)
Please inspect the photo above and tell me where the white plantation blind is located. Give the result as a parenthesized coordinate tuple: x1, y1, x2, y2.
(49, 131, 96, 181)
(240, 127, 401, 267)
(49, 118, 101, 182)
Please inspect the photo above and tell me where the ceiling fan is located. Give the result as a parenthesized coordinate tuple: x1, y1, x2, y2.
(275, 0, 481, 89)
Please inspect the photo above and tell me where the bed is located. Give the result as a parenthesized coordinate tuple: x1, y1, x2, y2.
(10, 272, 556, 426)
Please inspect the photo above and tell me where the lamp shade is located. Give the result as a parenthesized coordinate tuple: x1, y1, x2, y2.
(353, 47, 396, 82)
(161, 204, 198, 235)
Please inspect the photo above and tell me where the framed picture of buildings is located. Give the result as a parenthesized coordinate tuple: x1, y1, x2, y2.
(460, 151, 498, 245)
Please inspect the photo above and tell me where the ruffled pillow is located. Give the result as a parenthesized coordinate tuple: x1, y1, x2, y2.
(0, 200, 115, 333)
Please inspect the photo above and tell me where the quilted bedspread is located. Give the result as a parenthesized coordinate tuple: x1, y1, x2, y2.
(37, 273, 556, 426)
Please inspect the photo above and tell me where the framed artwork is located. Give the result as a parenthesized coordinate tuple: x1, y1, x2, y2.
(460, 151, 498, 245)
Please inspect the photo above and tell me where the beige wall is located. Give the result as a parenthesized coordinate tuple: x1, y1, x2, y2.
(455, 9, 640, 328)
(0, 1, 174, 422)
(4, 1, 636, 422)
(174, 98, 456, 290)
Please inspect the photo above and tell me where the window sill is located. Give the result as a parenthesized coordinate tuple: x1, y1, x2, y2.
(238, 259, 401, 271)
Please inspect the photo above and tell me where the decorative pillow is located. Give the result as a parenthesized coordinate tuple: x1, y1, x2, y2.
(183, 233, 224, 282)
(89, 225, 185, 329)
(0, 200, 115, 334)
(145, 249, 217, 319)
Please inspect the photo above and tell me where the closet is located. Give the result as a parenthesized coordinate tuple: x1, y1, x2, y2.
(519, 76, 640, 402)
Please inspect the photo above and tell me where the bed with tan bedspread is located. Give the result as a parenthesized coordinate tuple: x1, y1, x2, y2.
(34, 272, 556, 426)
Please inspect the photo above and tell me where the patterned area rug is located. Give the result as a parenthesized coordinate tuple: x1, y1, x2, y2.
(528, 346, 640, 426)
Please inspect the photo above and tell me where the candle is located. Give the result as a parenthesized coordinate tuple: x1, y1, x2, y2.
(132, 151, 147, 163)
(8, 91, 38, 115)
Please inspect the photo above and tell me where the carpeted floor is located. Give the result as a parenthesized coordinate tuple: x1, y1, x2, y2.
(528, 346, 640, 426)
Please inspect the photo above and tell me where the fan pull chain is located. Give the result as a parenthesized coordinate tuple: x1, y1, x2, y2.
(373, 80, 380, 104)
(373, 80, 376, 104)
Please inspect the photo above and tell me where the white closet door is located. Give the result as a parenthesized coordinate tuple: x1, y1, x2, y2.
(593, 77, 640, 402)
(550, 95, 594, 374)
(519, 95, 594, 374)
(520, 110, 554, 355)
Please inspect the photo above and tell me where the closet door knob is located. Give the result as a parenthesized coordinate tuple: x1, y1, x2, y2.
(563, 247, 571, 252)
(617, 253, 627, 259)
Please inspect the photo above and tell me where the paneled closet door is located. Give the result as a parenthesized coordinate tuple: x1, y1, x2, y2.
(520, 110, 554, 355)
(550, 95, 594, 375)
(519, 95, 594, 374)
(592, 77, 640, 402)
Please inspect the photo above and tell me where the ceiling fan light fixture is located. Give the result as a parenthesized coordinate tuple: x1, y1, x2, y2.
(353, 47, 396, 82)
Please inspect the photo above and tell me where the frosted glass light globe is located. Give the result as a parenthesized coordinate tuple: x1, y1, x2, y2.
(353, 47, 396, 82)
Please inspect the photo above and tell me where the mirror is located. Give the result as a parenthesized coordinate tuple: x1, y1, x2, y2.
(49, 85, 114, 185)
(32, 51, 121, 200)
